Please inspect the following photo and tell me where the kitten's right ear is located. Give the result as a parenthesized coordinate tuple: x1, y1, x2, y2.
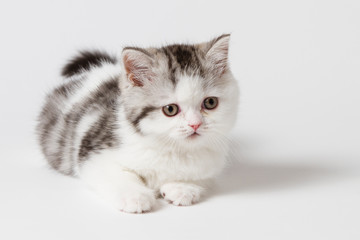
(122, 47, 154, 87)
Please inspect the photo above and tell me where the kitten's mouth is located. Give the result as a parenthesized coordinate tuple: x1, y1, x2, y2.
(188, 132, 200, 139)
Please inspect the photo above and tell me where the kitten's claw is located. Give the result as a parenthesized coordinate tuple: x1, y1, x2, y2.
(160, 182, 203, 206)
(117, 190, 155, 214)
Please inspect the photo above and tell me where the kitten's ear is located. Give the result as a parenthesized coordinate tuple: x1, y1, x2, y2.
(122, 47, 154, 87)
(202, 34, 230, 76)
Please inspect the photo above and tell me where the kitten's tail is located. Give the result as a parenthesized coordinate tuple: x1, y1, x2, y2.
(61, 50, 117, 78)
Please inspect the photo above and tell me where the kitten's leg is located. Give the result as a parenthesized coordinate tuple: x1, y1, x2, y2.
(160, 182, 206, 206)
(79, 157, 155, 213)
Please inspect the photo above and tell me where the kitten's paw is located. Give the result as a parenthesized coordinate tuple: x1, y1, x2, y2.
(117, 189, 156, 214)
(160, 182, 203, 206)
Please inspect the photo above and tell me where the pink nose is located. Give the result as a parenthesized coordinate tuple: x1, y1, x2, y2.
(189, 123, 201, 131)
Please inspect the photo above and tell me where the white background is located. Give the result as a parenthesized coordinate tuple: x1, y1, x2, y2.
(0, 0, 359, 239)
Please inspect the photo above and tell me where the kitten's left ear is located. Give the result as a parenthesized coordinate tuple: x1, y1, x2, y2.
(202, 34, 231, 76)
(122, 47, 155, 87)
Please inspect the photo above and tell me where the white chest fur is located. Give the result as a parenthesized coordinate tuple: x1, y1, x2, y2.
(122, 142, 226, 189)
(88, 137, 228, 190)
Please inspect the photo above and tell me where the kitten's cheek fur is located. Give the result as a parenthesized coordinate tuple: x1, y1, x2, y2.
(160, 182, 204, 206)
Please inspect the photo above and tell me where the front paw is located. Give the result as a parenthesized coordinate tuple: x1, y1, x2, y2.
(117, 189, 156, 214)
(160, 182, 203, 206)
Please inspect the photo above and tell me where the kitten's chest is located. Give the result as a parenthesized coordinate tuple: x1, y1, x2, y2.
(119, 144, 226, 189)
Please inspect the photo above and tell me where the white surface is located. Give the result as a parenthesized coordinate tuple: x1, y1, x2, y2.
(0, 0, 359, 239)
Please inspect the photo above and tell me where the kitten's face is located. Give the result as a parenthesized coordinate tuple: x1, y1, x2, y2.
(120, 35, 238, 148)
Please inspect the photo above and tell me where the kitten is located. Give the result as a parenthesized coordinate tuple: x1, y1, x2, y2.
(37, 34, 239, 213)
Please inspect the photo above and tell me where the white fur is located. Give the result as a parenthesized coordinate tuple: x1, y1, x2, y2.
(160, 182, 203, 206)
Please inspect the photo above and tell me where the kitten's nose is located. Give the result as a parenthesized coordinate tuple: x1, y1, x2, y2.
(189, 123, 201, 131)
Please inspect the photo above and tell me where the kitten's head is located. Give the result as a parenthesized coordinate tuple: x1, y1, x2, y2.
(120, 34, 239, 149)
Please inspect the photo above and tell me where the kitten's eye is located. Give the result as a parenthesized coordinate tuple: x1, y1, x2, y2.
(203, 97, 218, 110)
(162, 104, 179, 117)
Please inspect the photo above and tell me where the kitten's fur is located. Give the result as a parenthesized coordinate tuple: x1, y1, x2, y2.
(37, 34, 239, 213)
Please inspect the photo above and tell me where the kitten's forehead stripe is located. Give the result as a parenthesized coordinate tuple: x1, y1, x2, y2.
(162, 44, 205, 81)
(168, 45, 194, 70)
(162, 47, 176, 85)
(167, 45, 201, 70)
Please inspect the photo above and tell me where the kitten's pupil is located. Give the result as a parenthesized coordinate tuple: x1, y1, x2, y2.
(209, 99, 214, 105)
(168, 106, 173, 113)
